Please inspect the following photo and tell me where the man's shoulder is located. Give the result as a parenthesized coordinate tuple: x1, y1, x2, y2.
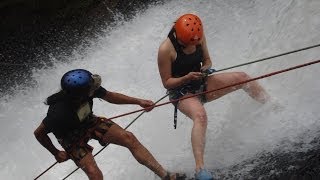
(44, 102, 74, 128)
(47, 101, 73, 117)
(49, 101, 71, 110)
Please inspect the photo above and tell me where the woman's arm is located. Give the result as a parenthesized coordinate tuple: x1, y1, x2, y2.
(200, 35, 212, 72)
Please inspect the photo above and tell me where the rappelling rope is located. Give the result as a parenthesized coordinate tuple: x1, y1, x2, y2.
(214, 43, 320, 72)
(34, 43, 320, 179)
(61, 59, 320, 179)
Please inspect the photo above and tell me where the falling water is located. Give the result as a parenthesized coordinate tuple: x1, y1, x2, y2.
(0, 0, 319, 179)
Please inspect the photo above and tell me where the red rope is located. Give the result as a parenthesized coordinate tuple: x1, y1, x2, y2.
(108, 59, 320, 120)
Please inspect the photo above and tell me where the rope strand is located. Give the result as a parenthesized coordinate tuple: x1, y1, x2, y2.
(33, 162, 58, 180)
(215, 43, 320, 73)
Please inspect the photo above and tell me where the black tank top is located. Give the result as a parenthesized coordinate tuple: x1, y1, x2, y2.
(168, 28, 204, 78)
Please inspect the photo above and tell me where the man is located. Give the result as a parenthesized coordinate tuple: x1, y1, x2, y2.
(157, 14, 269, 180)
(34, 69, 183, 180)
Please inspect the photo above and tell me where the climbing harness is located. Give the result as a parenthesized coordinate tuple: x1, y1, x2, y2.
(169, 68, 216, 129)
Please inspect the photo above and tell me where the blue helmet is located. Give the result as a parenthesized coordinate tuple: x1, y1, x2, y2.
(61, 69, 93, 96)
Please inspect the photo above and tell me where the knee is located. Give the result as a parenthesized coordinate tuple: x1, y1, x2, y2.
(122, 131, 140, 149)
(193, 112, 208, 126)
(84, 165, 103, 180)
(236, 72, 251, 81)
(234, 72, 252, 89)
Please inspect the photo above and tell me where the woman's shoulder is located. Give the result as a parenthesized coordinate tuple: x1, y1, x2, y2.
(159, 38, 175, 55)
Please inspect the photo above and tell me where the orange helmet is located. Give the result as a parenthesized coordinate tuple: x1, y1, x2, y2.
(174, 14, 203, 46)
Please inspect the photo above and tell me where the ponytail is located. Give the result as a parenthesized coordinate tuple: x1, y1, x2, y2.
(44, 90, 67, 105)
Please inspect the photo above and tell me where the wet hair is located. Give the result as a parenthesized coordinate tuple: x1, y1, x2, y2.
(44, 90, 67, 105)
(44, 89, 89, 106)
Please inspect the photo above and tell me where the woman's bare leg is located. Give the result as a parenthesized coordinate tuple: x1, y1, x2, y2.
(178, 97, 207, 171)
(205, 72, 269, 103)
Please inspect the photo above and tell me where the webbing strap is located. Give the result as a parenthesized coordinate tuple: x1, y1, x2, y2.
(174, 103, 178, 129)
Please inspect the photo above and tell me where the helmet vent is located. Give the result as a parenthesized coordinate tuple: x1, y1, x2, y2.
(61, 69, 93, 95)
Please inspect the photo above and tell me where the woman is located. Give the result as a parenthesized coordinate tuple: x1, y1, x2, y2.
(34, 69, 184, 180)
(157, 14, 269, 180)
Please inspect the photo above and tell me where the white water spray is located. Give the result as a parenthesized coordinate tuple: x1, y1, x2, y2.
(0, 0, 319, 179)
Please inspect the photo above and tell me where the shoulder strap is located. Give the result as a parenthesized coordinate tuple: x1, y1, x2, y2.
(168, 28, 183, 54)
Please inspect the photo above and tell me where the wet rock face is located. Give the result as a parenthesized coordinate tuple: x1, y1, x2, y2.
(0, 0, 159, 95)
(215, 135, 320, 180)
(0, 0, 119, 38)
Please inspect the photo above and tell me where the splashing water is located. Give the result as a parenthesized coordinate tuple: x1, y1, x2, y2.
(0, 0, 320, 179)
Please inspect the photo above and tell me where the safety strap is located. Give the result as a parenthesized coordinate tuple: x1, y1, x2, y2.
(170, 84, 194, 129)
(174, 103, 178, 129)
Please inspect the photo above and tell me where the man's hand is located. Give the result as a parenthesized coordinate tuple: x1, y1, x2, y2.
(54, 151, 69, 163)
(138, 99, 155, 112)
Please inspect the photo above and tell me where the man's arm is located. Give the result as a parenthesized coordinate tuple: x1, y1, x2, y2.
(102, 91, 141, 104)
(102, 91, 155, 111)
(34, 122, 60, 156)
(34, 122, 69, 162)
